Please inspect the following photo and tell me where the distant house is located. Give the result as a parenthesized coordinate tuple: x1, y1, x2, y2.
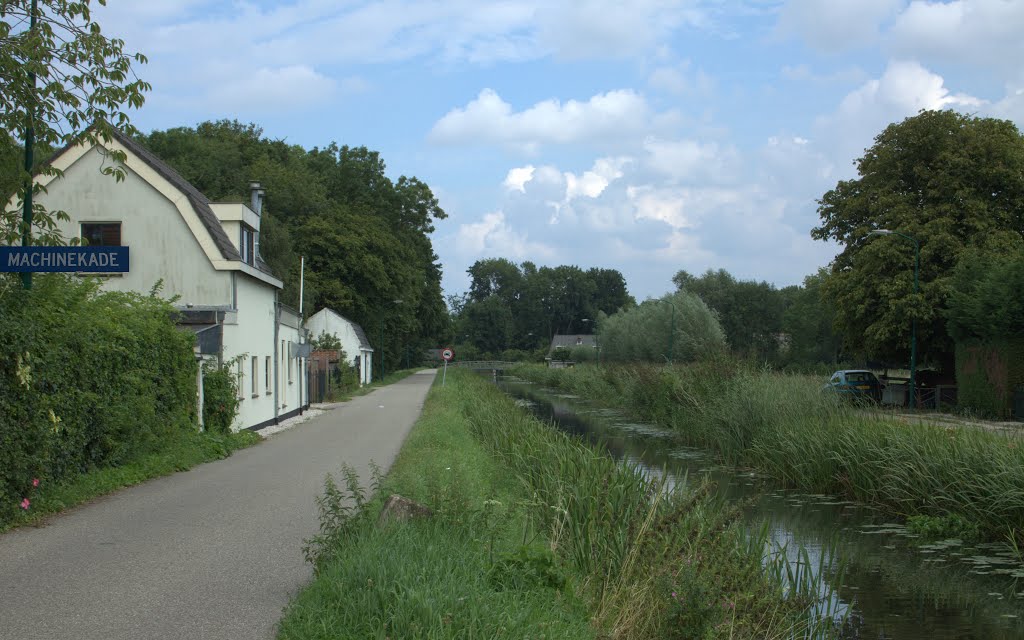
(30, 128, 308, 430)
(305, 308, 374, 385)
(549, 334, 598, 353)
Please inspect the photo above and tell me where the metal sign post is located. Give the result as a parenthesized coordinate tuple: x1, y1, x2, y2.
(441, 347, 454, 386)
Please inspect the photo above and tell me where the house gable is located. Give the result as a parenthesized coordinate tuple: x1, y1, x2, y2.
(36, 129, 281, 289)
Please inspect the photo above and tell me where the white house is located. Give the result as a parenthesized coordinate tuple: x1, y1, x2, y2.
(305, 308, 374, 385)
(30, 128, 308, 430)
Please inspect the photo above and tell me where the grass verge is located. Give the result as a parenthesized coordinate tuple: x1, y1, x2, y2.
(1, 430, 260, 533)
(278, 368, 837, 639)
(511, 361, 1024, 546)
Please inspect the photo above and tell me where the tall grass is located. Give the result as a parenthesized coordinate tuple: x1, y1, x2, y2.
(281, 369, 842, 639)
(513, 362, 1024, 543)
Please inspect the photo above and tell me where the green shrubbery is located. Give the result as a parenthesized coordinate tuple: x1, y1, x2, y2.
(599, 290, 726, 363)
(0, 275, 198, 523)
(201, 361, 240, 433)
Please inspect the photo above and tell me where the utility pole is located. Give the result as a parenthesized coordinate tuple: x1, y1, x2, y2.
(21, 0, 39, 290)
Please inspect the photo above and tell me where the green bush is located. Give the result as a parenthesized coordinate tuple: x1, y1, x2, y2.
(202, 361, 240, 433)
(955, 340, 1024, 418)
(0, 274, 197, 522)
(599, 290, 726, 363)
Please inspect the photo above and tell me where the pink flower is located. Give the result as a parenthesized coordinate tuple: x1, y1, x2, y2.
(20, 498, 30, 510)
(32, 478, 40, 487)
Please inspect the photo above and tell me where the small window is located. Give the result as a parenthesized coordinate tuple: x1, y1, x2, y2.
(288, 342, 294, 383)
(239, 225, 255, 266)
(251, 357, 258, 397)
(265, 356, 271, 395)
(237, 360, 245, 400)
(81, 222, 121, 246)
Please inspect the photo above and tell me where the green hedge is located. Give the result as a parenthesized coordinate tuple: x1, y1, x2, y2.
(0, 275, 197, 521)
(956, 339, 1024, 418)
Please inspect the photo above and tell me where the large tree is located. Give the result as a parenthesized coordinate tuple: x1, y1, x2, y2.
(812, 110, 1024, 369)
(673, 268, 785, 360)
(2, 0, 150, 244)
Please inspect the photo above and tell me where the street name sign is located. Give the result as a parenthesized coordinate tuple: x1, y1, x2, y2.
(1, 247, 130, 273)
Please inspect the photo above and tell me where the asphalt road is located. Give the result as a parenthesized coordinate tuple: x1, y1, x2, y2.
(0, 370, 436, 640)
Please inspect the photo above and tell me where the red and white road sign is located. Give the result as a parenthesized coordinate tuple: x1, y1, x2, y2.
(441, 347, 455, 361)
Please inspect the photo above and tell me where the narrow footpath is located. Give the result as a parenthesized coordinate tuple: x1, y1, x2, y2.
(0, 370, 437, 640)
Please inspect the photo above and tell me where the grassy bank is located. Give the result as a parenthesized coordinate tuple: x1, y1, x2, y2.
(512, 362, 1024, 545)
(1, 430, 260, 533)
(279, 369, 837, 639)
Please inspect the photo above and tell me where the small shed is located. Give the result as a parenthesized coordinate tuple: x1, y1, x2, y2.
(305, 308, 374, 385)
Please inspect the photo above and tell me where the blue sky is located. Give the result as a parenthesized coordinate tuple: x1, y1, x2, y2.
(94, 0, 1024, 301)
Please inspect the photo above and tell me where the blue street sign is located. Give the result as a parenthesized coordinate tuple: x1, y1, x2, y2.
(0, 246, 130, 273)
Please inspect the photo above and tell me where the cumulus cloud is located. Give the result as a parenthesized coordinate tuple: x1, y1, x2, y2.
(429, 88, 654, 150)
(643, 139, 740, 184)
(455, 211, 556, 260)
(887, 0, 1024, 70)
(815, 60, 984, 169)
(776, 0, 903, 52)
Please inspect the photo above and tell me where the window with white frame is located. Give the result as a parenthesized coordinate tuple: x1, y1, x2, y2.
(236, 359, 244, 400)
(265, 356, 271, 395)
(251, 357, 258, 397)
(239, 225, 255, 266)
(288, 342, 293, 384)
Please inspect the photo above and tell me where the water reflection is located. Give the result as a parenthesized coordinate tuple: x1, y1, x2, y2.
(501, 377, 1024, 640)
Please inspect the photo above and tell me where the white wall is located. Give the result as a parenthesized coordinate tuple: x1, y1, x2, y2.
(39, 146, 233, 306)
(226, 275, 278, 431)
(277, 309, 305, 416)
(305, 309, 373, 385)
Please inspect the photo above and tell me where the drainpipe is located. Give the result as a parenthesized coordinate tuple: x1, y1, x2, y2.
(273, 291, 280, 424)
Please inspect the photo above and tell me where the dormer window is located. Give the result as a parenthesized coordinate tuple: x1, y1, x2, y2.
(240, 225, 255, 266)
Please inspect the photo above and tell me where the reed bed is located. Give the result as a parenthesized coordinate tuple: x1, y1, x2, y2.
(512, 362, 1024, 544)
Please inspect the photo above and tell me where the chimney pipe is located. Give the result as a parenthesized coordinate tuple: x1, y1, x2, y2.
(249, 181, 265, 215)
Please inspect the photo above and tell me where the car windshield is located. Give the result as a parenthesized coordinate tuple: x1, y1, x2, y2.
(846, 372, 876, 383)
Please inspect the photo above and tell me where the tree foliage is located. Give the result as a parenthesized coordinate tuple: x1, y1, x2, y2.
(812, 109, 1024, 368)
(946, 252, 1024, 343)
(673, 269, 786, 361)
(1, 0, 150, 244)
(454, 258, 635, 356)
(138, 121, 448, 377)
(598, 291, 726, 363)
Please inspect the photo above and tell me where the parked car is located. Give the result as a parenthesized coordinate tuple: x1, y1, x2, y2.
(824, 370, 883, 403)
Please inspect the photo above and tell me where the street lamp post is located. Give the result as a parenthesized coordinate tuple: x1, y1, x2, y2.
(868, 229, 920, 409)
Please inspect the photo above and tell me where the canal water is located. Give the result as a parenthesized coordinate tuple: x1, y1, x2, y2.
(498, 376, 1024, 639)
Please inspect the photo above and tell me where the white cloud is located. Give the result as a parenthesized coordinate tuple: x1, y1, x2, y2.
(205, 65, 338, 112)
(454, 211, 556, 260)
(565, 157, 631, 200)
(776, 0, 903, 52)
(643, 138, 740, 184)
(535, 1, 709, 60)
(816, 60, 984, 168)
(429, 88, 653, 150)
(504, 166, 536, 193)
(888, 0, 1024, 70)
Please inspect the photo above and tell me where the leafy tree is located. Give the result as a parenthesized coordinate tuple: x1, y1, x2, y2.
(813, 110, 1024, 369)
(2, 0, 150, 244)
(946, 252, 1024, 343)
(310, 331, 343, 351)
(779, 269, 840, 365)
(599, 291, 726, 363)
(673, 269, 785, 360)
(462, 295, 513, 356)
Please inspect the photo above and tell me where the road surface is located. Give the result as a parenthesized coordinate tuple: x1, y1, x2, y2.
(0, 370, 436, 640)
